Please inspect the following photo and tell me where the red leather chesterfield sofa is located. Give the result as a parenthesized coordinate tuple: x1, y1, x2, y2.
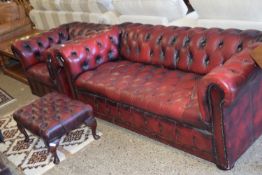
(50, 23, 262, 170)
(11, 22, 110, 97)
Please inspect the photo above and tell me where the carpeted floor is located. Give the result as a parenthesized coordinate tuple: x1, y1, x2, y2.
(0, 71, 262, 175)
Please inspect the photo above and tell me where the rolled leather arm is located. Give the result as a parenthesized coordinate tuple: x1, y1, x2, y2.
(11, 25, 68, 70)
(53, 27, 120, 81)
(197, 47, 260, 120)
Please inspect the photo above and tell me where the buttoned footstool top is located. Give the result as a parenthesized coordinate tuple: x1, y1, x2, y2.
(13, 92, 99, 164)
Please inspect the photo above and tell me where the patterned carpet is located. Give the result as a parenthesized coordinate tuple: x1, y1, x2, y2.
(0, 114, 102, 175)
(0, 88, 15, 108)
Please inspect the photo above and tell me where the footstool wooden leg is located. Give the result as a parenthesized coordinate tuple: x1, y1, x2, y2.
(84, 115, 100, 140)
(47, 139, 60, 165)
(17, 123, 29, 142)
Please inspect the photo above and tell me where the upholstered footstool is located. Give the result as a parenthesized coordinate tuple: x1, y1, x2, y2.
(13, 92, 100, 164)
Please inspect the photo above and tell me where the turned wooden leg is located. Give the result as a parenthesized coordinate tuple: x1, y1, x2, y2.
(84, 114, 100, 140)
(47, 139, 60, 165)
(17, 123, 29, 142)
(0, 130, 4, 143)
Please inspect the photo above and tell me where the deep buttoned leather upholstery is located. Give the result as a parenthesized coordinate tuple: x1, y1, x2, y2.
(119, 23, 261, 75)
(75, 60, 205, 128)
(53, 23, 262, 169)
(13, 92, 92, 140)
(12, 22, 111, 97)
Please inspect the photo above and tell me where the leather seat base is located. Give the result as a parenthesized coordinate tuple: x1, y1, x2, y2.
(75, 60, 206, 128)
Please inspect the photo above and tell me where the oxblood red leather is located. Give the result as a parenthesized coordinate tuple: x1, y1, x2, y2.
(53, 27, 120, 81)
(119, 23, 260, 75)
(75, 60, 205, 128)
(12, 22, 111, 97)
(198, 49, 257, 121)
(27, 63, 52, 85)
(20, 22, 262, 170)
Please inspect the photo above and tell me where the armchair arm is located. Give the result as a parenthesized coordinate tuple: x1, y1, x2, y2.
(11, 25, 68, 70)
(53, 27, 120, 82)
(197, 47, 259, 121)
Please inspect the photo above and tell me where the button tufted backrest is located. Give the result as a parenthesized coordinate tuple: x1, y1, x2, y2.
(54, 27, 120, 81)
(67, 22, 111, 40)
(11, 26, 69, 70)
(119, 23, 262, 74)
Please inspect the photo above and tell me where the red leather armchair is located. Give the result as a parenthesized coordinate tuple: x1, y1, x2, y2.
(52, 23, 262, 169)
(11, 22, 110, 97)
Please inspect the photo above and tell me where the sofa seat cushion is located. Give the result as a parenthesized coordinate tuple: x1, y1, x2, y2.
(75, 60, 206, 128)
(27, 63, 52, 85)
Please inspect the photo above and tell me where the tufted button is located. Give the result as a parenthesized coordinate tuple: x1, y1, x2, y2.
(48, 36, 54, 43)
(156, 35, 163, 45)
(96, 56, 102, 64)
(183, 36, 190, 47)
(85, 47, 90, 52)
(34, 51, 41, 61)
(170, 36, 177, 45)
(37, 41, 44, 48)
(150, 49, 154, 57)
(187, 51, 193, 67)
(23, 43, 32, 51)
(97, 41, 103, 48)
(160, 48, 165, 61)
(71, 51, 77, 57)
(173, 50, 180, 66)
(237, 42, 243, 52)
(199, 38, 207, 48)
(82, 61, 89, 71)
(218, 41, 224, 48)
(58, 32, 64, 39)
(108, 50, 114, 60)
(204, 55, 210, 67)
(144, 33, 151, 41)
(229, 68, 238, 74)
(109, 35, 116, 44)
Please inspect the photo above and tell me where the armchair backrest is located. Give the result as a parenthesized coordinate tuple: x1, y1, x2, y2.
(119, 23, 262, 74)
(54, 27, 120, 81)
(11, 22, 110, 71)
(67, 22, 110, 40)
(11, 26, 68, 70)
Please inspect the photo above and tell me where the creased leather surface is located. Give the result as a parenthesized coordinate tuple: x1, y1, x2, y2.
(13, 92, 92, 140)
(76, 60, 207, 128)
(198, 49, 258, 121)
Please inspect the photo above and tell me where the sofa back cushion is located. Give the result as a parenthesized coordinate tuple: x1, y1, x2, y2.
(113, 0, 188, 21)
(55, 27, 120, 81)
(119, 23, 262, 74)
